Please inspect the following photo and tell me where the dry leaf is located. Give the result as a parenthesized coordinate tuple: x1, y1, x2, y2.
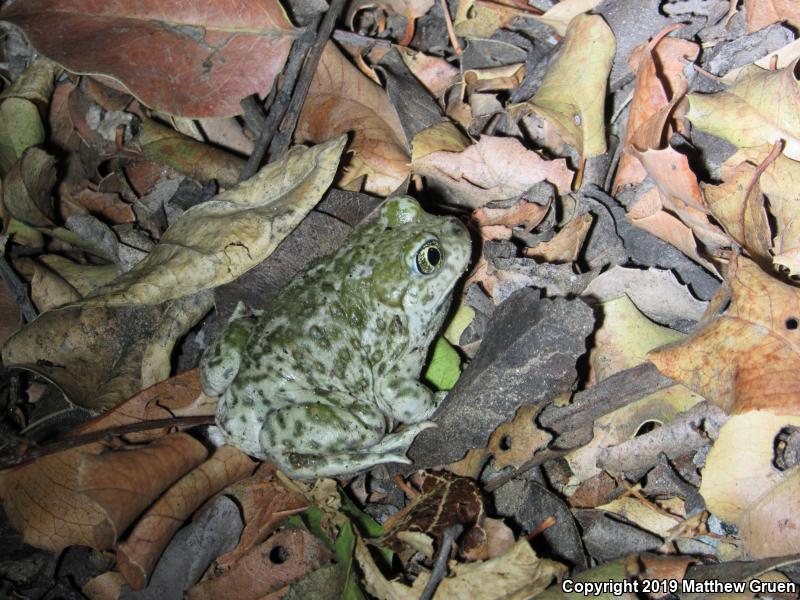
(0, 433, 207, 553)
(1, 0, 298, 118)
(397, 47, 460, 98)
(448, 404, 552, 478)
(0, 59, 56, 175)
(566, 296, 702, 487)
(136, 118, 245, 187)
(454, 0, 524, 39)
(216, 465, 309, 568)
(532, 0, 602, 36)
(700, 412, 800, 536)
(187, 528, 333, 599)
(649, 255, 800, 414)
(687, 59, 800, 160)
(473, 199, 551, 241)
(117, 445, 255, 590)
(614, 31, 699, 190)
(2, 292, 213, 411)
(296, 43, 409, 196)
(83, 136, 345, 308)
(524, 212, 592, 263)
(410, 121, 470, 163)
(744, 0, 800, 32)
(412, 135, 572, 208)
(525, 14, 616, 159)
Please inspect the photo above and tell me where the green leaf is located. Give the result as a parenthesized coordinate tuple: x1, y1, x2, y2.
(424, 336, 462, 391)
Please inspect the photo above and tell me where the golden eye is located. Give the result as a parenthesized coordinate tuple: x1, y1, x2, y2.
(415, 240, 442, 274)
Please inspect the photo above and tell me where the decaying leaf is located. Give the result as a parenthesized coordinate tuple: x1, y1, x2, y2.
(136, 118, 245, 187)
(117, 445, 255, 590)
(700, 411, 800, 557)
(524, 212, 592, 263)
(0, 0, 298, 118)
(216, 465, 309, 569)
(687, 59, 800, 160)
(524, 14, 616, 159)
(380, 472, 486, 559)
(296, 43, 409, 196)
(565, 296, 702, 488)
(532, 0, 602, 36)
(0, 58, 57, 175)
(359, 537, 565, 600)
(82, 137, 345, 308)
(649, 255, 800, 415)
(187, 528, 333, 599)
(2, 292, 213, 410)
(0, 433, 208, 553)
(744, 0, 800, 33)
(411, 135, 572, 208)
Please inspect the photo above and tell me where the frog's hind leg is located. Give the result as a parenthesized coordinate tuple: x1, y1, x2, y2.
(259, 402, 414, 479)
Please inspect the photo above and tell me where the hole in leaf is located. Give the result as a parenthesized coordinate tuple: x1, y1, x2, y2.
(499, 435, 512, 451)
(269, 545, 288, 564)
(786, 318, 798, 330)
(635, 421, 660, 436)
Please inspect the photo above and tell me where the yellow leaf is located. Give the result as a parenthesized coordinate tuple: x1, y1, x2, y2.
(526, 14, 616, 158)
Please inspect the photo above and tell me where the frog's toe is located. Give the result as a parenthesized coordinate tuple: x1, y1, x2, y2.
(371, 421, 436, 453)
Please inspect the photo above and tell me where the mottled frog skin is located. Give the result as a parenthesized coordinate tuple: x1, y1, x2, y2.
(200, 197, 471, 479)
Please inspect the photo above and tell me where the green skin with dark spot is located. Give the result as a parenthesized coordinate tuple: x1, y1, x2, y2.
(200, 197, 472, 479)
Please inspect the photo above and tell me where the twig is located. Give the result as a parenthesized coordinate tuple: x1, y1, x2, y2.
(597, 401, 728, 475)
(267, 0, 348, 160)
(439, 0, 462, 56)
(538, 363, 675, 435)
(0, 251, 38, 322)
(238, 13, 322, 182)
(419, 524, 463, 600)
(332, 29, 393, 49)
(0, 415, 215, 470)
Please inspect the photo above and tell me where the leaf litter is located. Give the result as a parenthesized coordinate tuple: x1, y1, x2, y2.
(1, 0, 800, 598)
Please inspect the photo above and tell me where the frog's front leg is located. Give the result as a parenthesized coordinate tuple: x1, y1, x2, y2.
(200, 302, 258, 396)
(259, 401, 415, 479)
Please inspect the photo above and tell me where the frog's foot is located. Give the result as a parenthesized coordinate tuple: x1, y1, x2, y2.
(273, 449, 412, 480)
(369, 420, 436, 454)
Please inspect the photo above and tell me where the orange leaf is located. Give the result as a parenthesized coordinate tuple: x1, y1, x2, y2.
(186, 529, 332, 599)
(117, 445, 256, 590)
(0, 433, 207, 553)
(1, 0, 298, 118)
(744, 0, 800, 32)
(296, 43, 409, 196)
(649, 255, 800, 414)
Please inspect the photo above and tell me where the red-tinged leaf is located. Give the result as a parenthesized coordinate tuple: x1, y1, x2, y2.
(1, 0, 298, 118)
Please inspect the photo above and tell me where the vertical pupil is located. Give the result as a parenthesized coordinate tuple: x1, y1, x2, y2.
(427, 246, 441, 266)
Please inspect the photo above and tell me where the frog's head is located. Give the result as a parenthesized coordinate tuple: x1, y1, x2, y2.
(342, 196, 471, 347)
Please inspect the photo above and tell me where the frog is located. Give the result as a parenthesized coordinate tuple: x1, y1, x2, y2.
(200, 196, 472, 480)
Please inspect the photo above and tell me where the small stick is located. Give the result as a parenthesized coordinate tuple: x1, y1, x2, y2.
(0, 415, 216, 470)
(267, 0, 348, 159)
(419, 524, 463, 600)
(239, 13, 322, 182)
(439, 0, 462, 56)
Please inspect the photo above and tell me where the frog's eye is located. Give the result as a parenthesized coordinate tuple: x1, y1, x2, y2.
(415, 240, 442, 275)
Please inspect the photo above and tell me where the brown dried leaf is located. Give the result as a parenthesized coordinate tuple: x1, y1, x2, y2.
(2, 293, 213, 411)
(380, 472, 485, 559)
(744, 0, 800, 33)
(524, 212, 592, 263)
(1, 0, 298, 118)
(0, 433, 207, 553)
(397, 47, 459, 98)
(614, 31, 699, 190)
(136, 118, 245, 187)
(117, 446, 255, 590)
(216, 465, 309, 569)
(473, 199, 550, 241)
(649, 255, 800, 414)
(411, 135, 572, 208)
(186, 529, 333, 600)
(296, 43, 409, 196)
